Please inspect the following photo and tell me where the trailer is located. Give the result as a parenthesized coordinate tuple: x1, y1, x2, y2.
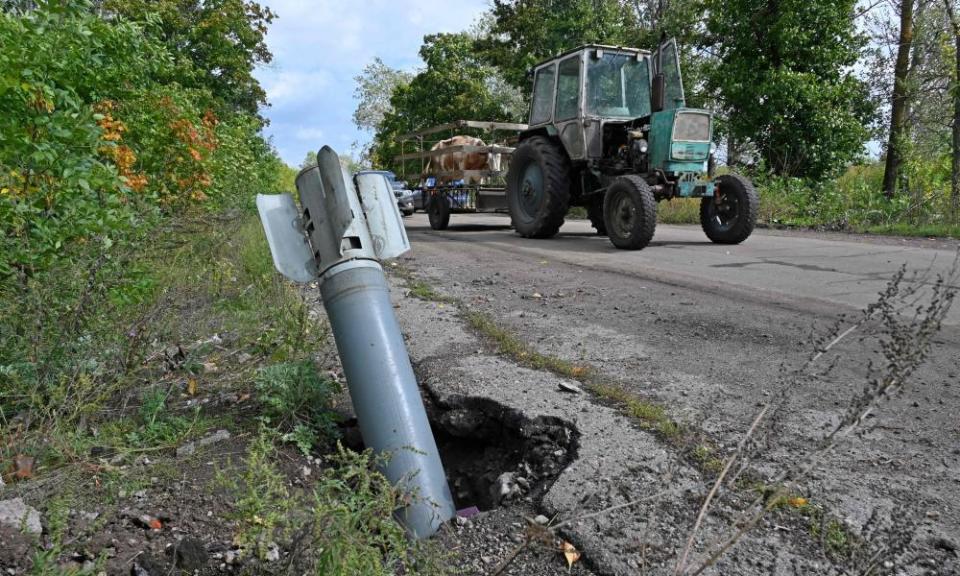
(393, 120, 527, 230)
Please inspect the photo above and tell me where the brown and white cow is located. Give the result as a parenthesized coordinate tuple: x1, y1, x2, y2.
(425, 135, 501, 185)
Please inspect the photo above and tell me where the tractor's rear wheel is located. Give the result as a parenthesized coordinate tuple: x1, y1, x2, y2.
(700, 174, 758, 244)
(507, 136, 570, 238)
(604, 176, 657, 250)
(586, 196, 607, 236)
(428, 193, 450, 230)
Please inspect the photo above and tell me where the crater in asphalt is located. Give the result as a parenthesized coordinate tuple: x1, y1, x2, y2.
(426, 396, 580, 512)
(334, 396, 580, 512)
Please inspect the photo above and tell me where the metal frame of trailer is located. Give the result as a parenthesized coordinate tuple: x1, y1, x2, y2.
(393, 120, 528, 229)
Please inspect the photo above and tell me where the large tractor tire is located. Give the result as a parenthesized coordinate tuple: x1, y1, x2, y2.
(506, 136, 570, 238)
(700, 174, 758, 244)
(603, 175, 657, 250)
(427, 193, 450, 230)
(586, 196, 607, 236)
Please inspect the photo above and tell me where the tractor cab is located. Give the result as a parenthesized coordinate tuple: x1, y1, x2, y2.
(526, 39, 714, 198)
(508, 38, 757, 250)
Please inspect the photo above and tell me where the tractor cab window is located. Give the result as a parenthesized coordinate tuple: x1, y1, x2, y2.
(530, 64, 556, 125)
(586, 51, 651, 119)
(554, 56, 581, 122)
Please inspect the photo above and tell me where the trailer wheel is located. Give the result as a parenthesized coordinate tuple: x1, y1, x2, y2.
(428, 193, 450, 230)
(586, 196, 607, 236)
(700, 174, 758, 244)
(604, 175, 657, 250)
(507, 136, 570, 238)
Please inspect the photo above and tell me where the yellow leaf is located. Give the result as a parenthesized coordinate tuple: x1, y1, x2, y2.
(789, 497, 808, 508)
(187, 378, 198, 396)
(561, 540, 580, 570)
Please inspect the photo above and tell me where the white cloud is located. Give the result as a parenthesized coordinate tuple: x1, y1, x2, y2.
(262, 70, 333, 105)
(256, 0, 490, 165)
(294, 126, 326, 141)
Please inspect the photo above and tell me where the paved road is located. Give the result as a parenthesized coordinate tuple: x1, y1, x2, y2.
(395, 212, 960, 574)
(410, 213, 960, 325)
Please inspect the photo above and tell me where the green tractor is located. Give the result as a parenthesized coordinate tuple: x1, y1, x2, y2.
(507, 39, 758, 250)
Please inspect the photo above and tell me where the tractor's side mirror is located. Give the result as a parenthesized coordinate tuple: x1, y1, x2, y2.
(652, 73, 665, 113)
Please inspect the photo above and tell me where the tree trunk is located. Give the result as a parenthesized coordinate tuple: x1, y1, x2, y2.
(883, 0, 915, 199)
(946, 0, 960, 222)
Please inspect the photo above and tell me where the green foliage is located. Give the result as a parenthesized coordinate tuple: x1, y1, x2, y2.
(480, 0, 641, 90)
(105, 0, 276, 116)
(309, 446, 449, 576)
(372, 33, 523, 167)
(704, 0, 873, 178)
(255, 361, 341, 454)
(0, 3, 163, 277)
(479, 0, 709, 106)
(220, 429, 293, 559)
(353, 57, 414, 134)
(0, 1, 287, 283)
(220, 434, 449, 573)
(124, 387, 202, 448)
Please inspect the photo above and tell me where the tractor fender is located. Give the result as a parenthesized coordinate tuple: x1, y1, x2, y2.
(518, 125, 558, 143)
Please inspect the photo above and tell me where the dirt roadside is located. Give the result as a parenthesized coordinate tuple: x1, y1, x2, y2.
(389, 217, 960, 575)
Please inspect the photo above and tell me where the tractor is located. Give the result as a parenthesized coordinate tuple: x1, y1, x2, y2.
(506, 39, 758, 250)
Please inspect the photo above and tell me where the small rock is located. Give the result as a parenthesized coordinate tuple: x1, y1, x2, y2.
(170, 537, 208, 571)
(493, 472, 521, 503)
(534, 515, 549, 525)
(455, 516, 470, 527)
(531, 292, 542, 299)
(927, 510, 942, 520)
(78, 511, 100, 523)
(558, 382, 582, 394)
(236, 352, 253, 364)
(0, 498, 42, 534)
(177, 429, 231, 457)
(131, 553, 164, 576)
(264, 543, 280, 562)
(301, 466, 311, 477)
(224, 549, 240, 565)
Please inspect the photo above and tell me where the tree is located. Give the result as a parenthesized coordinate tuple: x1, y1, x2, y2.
(883, 0, 917, 197)
(299, 151, 317, 170)
(477, 0, 710, 107)
(478, 0, 641, 91)
(353, 58, 413, 134)
(105, 0, 275, 117)
(704, 0, 873, 178)
(370, 33, 522, 167)
(943, 0, 960, 220)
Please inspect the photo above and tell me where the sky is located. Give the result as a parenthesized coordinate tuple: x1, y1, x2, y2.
(254, 0, 490, 166)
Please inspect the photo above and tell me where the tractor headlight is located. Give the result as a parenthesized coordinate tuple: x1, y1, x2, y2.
(634, 139, 648, 154)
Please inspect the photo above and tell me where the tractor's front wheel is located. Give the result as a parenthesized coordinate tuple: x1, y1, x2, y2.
(604, 176, 657, 250)
(428, 193, 450, 230)
(700, 174, 758, 244)
(507, 136, 570, 238)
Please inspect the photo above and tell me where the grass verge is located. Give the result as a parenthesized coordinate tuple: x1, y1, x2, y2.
(398, 266, 688, 446)
(1, 210, 448, 574)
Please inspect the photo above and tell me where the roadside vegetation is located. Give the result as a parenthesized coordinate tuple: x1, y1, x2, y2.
(0, 2, 446, 574)
(354, 0, 960, 239)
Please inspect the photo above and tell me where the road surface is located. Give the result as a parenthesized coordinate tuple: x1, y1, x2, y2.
(393, 213, 960, 575)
